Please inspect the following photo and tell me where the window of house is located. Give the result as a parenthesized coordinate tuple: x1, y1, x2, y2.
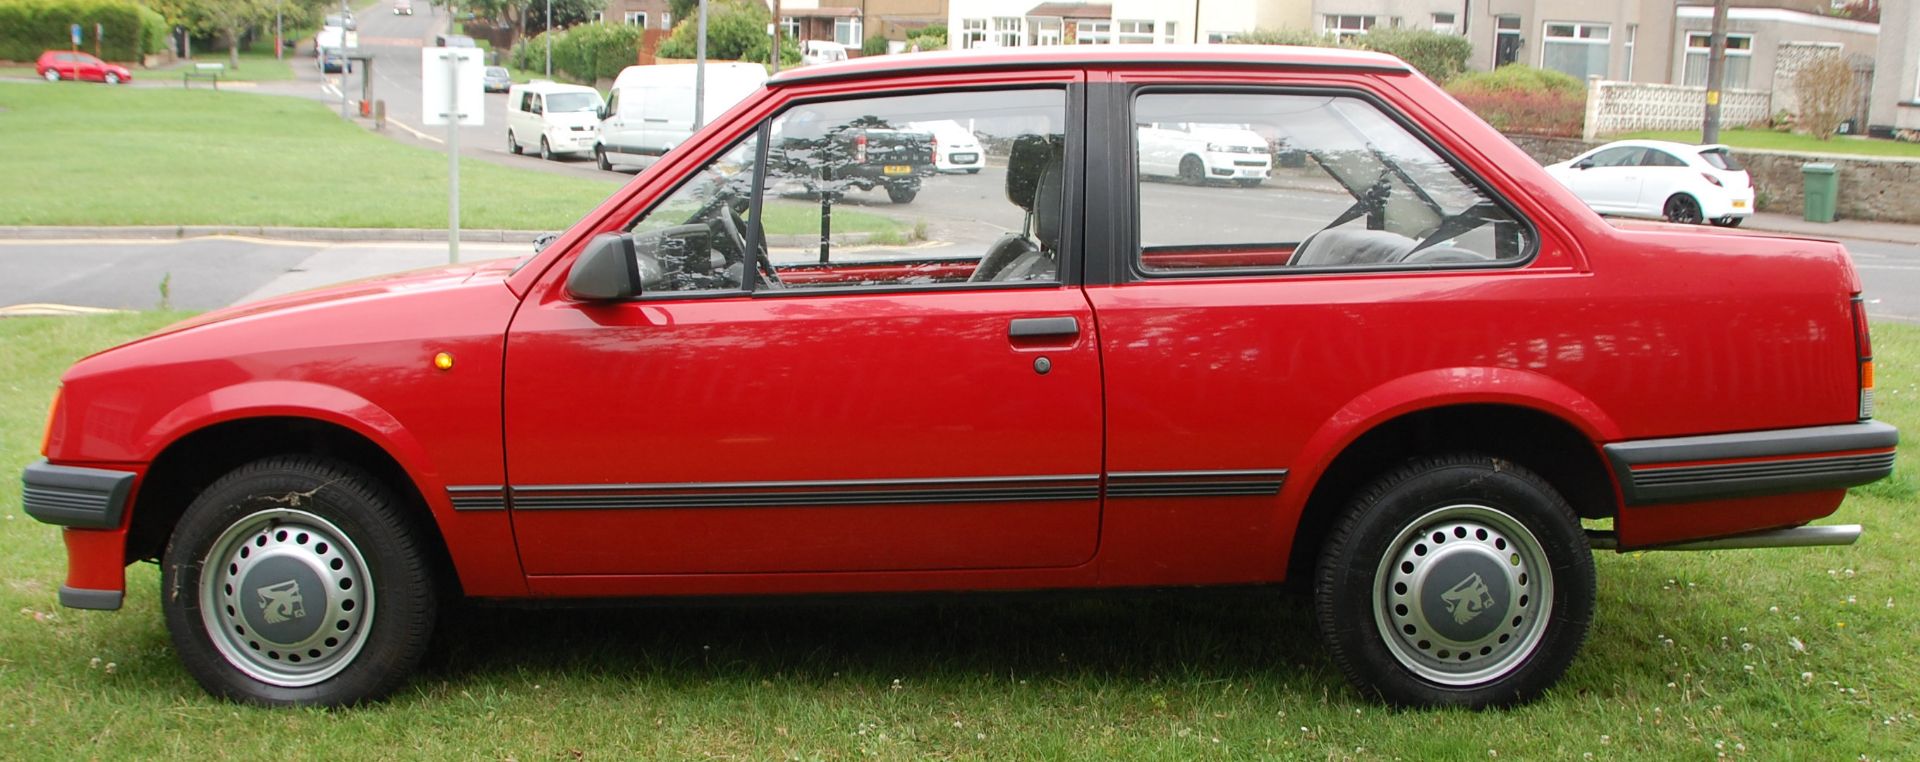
(1205, 31, 1235, 44)
(781, 17, 801, 41)
(1032, 18, 1062, 45)
(1163, 21, 1178, 44)
(1117, 19, 1156, 44)
(1432, 12, 1456, 34)
(1542, 22, 1610, 80)
(994, 17, 1025, 47)
(1132, 92, 1532, 274)
(1325, 15, 1377, 41)
(623, 11, 646, 26)
(835, 17, 863, 47)
(1076, 20, 1112, 45)
(1623, 24, 1636, 79)
(961, 18, 988, 48)
(661, 11, 670, 28)
(1683, 32, 1754, 89)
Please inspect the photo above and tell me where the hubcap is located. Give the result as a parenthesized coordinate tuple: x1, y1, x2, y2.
(1372, 504, 1552, 686)
(199, 508, 374, 687)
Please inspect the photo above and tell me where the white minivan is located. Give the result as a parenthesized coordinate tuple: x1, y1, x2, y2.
(596, 63, 767, 171)
(506, 82, 605, 161)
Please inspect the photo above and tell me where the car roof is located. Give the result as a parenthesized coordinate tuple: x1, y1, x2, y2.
(768, 44, 1410, 86)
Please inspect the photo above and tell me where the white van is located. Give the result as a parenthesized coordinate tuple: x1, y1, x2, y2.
(506, 81, 605, 161)
(596, 63, 767, 171)
(801, 40, 849, 66)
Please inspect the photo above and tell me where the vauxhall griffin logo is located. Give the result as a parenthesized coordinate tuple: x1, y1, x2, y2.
(1440, 573, 1497, 625)
(257, 580, 307, 624)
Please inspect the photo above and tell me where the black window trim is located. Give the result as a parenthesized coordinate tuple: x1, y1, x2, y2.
(1113, 84, 1542, 284)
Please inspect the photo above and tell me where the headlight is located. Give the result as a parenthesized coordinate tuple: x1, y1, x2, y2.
(1207, 143, 1225, 152)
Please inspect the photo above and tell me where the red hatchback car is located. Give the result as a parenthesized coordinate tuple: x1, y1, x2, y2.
(24, 47, 1897, 709)
(36, 50, 133, 84)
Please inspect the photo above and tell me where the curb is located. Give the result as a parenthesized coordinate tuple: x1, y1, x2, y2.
(0, 225, 547, 243)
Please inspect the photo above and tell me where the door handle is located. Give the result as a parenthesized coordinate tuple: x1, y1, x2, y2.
(1008, 316, 1079, 339)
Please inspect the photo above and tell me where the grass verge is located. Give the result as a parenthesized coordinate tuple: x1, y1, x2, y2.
(1, 320, 1914, 758)
(1622, 128, 1920, 159)
(0, 82, 622, 229)
(161, 49, 299, 82)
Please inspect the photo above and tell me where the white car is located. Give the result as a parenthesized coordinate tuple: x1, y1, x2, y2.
(1545, 140, 1753, 226)
(1137, 122, 1271, 187)
(910, 120, 985, 174)
(506, 82, 605, 161)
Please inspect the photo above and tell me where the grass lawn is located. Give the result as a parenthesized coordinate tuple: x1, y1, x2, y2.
(0, 65, 40, 78)
(0, 315, 1914, 758)
(160, 49, 299, 83)
(1622, 128, 1920, 159)
(0, 81, 622, 230)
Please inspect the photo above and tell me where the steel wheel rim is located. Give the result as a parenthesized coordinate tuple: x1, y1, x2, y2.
(1371, 504, 1554, 687)
(199, 508, 375, 687)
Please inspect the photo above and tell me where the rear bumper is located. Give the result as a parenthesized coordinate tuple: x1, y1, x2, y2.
(1604, 421, 1898, 506)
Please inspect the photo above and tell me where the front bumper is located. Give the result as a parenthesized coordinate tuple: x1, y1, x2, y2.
(22, 460, 138, 610)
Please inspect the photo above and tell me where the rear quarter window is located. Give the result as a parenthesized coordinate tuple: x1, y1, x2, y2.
(1700, 149, 1743, 171)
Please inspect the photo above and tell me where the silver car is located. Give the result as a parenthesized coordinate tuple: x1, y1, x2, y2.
(483, 66, 511, 93)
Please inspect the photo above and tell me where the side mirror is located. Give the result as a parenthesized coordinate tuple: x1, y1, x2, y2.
(597, 105, 607, 120)
(565, 233, 641, 301)
(1573, 159, 1594, 170)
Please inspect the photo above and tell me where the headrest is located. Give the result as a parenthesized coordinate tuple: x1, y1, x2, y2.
(1005, 134, 1063, 212)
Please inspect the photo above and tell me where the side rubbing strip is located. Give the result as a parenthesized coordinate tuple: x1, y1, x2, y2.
(446, 485, 507, 511)
(1106, 469, 1287, 499)
(508, 475, 1101, 511)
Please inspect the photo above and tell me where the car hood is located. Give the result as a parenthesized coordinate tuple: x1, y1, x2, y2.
(138, 257, 525, 343)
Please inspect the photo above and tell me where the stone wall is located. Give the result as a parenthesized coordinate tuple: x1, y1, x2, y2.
(1504, 134, 1920, 224)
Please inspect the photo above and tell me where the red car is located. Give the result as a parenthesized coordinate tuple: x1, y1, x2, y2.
(36, 50, 133, 84)
(24, 47, 1897, 709)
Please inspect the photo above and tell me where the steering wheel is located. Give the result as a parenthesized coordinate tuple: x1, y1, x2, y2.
(716, 203, 782, 290)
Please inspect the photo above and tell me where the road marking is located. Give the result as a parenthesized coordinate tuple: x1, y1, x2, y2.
(387, 117, 444, 144)
(321, 82, 341, 98)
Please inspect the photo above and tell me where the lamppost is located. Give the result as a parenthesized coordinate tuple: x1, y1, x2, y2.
(545, 0, 552, 78)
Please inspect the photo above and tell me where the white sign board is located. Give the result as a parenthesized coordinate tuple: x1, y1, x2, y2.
(420, 47, 485, 126)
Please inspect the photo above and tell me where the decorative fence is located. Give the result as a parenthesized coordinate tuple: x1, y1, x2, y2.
(1582, 79, 1773, 140)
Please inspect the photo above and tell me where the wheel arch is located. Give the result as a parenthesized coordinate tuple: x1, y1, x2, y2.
(1280, 369, 1623, 580)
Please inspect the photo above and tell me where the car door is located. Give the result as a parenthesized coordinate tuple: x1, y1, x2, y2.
(502, 78, 1101, 577)
(1562, 146, 1645, 212)
(1635, 148, 1690, 215)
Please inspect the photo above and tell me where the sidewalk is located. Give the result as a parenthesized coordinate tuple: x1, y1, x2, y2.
(1737, 212, 1920, 246)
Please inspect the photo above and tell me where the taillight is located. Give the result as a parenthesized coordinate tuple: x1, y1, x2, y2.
(853, 133, 867, 163)
(1702, 173, 1723, 187)
(1853, 296, 1874, 419)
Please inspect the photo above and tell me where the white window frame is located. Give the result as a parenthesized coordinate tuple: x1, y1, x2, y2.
(1075, 20, 1111, 45)
(1431, 12, 1456, 34)
(661, 11, 669, 29)
(623, 11, 646, 27)
(961, 18, 988, 49)
(993, 16, 1025, 47)
(1623, 24, 1635, 80)
(1205, 31, 1233, 44)
(1324, 14, 1377, 41)
(780, 16, 801, 41)
(1683, 31, 1755, 89)
(1163, 20, 1177, 44)
(834, 17, 863, 47)
(1117, 19, 1156, 44)
(1541, 21, 1611, 79)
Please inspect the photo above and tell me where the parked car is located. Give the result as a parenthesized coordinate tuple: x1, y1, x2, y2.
(317, 49, 350, 74)
(24, 46, 1895, 711)
(434, 34, 476, 48)
(506, 81, 604, 160)
(393, 0, 413, 15)
(801, 40, 849, 66)
(1544, 139, 1754, 226)
(482, 66, 511, 93)
(1137, 121, 1272, 186)
(911, 119, 987, 174)
(771, 113, 936, 204)
(596, 62, 765, 171)
(35, 50, 132, 84)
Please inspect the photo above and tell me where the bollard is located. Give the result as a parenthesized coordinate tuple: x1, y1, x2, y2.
(374, 99, 386, 129)
(359, 98, 371, 118)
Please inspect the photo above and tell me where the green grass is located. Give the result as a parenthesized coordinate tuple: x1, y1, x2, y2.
(1622, 128, 1920, 159)
(0, 82, 623, 229)
(1, 316, 1915, 758)
(162, 49, 299, 83)
(0, 65, 39, 78)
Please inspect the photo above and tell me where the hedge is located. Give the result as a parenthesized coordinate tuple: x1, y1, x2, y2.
(1232, 28, 1470, 83)
(0, 0, 168, 63)
(1446, 66, 1587, 138)
(512, 22, 644, 83)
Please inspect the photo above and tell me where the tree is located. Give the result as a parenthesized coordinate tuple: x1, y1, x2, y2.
(659, 0, 796, 65)
(150, 0, 292, 69)
(1794, 54, 1856, 140)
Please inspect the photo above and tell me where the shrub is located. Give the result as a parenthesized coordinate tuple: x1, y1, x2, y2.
(657, 0, 796, 66)
(861, 34, 888, 57)
(512, 22, 644, 83)
(0, 0, 170, 62)
(1447, 66, 1586, 137)
(1794, 54, 1855, 140)
(1230, 27, 1340, 47)
(1351, 28, 1471, 83)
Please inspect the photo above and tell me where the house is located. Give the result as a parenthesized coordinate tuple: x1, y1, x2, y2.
(599, 0, 675, 31)
(1866, 0, 1916, 137)
(948, 1, 1312, 48)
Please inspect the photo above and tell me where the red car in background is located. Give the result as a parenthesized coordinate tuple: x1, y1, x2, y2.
(36, 50, 133, 84)
(22, 46, 1897, 710)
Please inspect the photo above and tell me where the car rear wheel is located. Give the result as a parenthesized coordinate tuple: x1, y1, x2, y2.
(161, 455, 439, 707)
(886, 183, 918, 204)
(507, 131, 521, 155)
(1663, 194, 1704, 225)
(1314, 454, 1595, 708)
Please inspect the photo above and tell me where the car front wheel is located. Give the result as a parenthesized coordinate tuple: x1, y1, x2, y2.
(161, 455, 439, 707)
(539, 137, 553, 161)
(44, 69, 60, 81)
(105, 72, 120, 85)
(1314, 454, 1595, 708)
(595, 144, 612, 171)
(507, 131, 521, 155)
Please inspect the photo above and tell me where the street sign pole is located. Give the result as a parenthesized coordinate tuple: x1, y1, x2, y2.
(694, 0, 707, 131)
(446, 52, 461, 264)
(545, 0, 552, 78)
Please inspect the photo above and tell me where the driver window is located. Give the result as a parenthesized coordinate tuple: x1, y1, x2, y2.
(1134, 92, 1533, 274)
(620, 131, 762, 294)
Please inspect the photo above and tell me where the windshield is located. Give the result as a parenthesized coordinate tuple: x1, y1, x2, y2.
(1699, 148, 1743, 171)
(546, 92, 602, 113)
(486, 67, 507, 77)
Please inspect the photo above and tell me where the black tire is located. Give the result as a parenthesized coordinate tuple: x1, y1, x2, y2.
(44, 69, 60, 82)
(105, 72, 121, 85)
(1179, 155, 1206, 186)
(1663, 194, 1703, 225)
(161, 455, 439, 707)
(595, 144, 612, 171)
(1711, 216, 1743, 228)
(1313, 454, 1595, 708)
(965, 168, 981, 174)
(539, 137, 553, 161)
(886, 183, 918, 204)
(507, 131, 521, 155)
